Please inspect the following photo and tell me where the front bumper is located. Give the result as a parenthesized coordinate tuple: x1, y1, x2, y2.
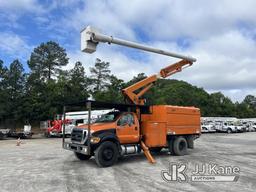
(63, 142, 90, 155)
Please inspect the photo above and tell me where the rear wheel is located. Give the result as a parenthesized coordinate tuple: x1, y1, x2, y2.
(95, 141, 118, 167)
(74, 152, 91, 160)
(173, 137, 188, 156)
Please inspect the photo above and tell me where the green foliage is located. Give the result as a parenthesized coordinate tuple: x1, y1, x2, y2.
(90, 58, 111, 92)
(28, 41, 69, 81)
(1, 60, 26, 121)
(125, 73, 147, 87)
(1, 41, 256, 127)
(0, 60, 8, 119)
(93, 75, 125, 103)
(65, 61, 89, 102)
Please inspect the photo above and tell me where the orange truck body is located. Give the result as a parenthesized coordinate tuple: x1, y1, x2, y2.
(75, 105, 200, 146)
(141, 105, 201, 147)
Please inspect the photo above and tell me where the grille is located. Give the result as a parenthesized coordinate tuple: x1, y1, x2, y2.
(71, 128, 86, 143)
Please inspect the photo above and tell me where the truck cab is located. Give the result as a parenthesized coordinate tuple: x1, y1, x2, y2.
(219, 121, 245, 133)
(71, 111, 140, 145)
(65, 111, 143, 167)
(201, 121, 216, 133)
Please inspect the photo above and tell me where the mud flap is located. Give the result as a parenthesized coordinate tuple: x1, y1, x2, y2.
(140, 141, 156, 164)
(186, 135, 194, 149)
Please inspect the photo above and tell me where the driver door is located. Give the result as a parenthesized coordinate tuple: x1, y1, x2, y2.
(116, 113, 139, 144)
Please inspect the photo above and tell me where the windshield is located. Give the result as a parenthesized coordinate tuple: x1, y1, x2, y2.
(95, 112, 120, 123)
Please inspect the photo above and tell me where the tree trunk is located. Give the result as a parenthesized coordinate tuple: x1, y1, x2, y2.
(48, 64, 51, 80)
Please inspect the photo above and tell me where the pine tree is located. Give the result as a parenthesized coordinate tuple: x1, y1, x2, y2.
(28, 41, 69, 81)
(90, 58, 111, 91)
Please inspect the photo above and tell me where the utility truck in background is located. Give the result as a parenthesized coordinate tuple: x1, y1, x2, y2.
(201, 122, 216, 133)
(45, 110, 112, 137)
(63, 26, 201, 167)
(221, 121, 245, 133)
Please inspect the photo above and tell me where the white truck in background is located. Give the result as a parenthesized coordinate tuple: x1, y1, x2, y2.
(240, 119, 256, 132)
(200, 122, 216, 133)
(201, 117, 245, 133)
(217, 121, 245, 133)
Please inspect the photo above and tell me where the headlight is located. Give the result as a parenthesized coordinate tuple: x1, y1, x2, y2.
(90, 137, 101, 144)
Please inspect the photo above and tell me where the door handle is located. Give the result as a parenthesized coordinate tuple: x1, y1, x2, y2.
(135, 127, 138, 130)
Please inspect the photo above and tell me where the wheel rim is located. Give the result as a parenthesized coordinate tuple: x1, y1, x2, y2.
(103, 148, 114, 161)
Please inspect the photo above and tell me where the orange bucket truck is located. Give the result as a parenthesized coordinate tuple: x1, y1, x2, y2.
(63, 26, 201, 167)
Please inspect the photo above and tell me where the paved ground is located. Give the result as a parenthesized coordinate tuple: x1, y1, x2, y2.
(0, 133, 255, 192)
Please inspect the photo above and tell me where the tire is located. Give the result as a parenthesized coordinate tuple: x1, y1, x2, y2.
(227, 128, 232, 134)
(74, 152, 91, 160)
(95, 141, 118, 167)
(173, 137, 188, 156)
(150, 147, 162, 153)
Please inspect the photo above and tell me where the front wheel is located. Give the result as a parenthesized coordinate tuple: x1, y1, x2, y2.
(74, 152, 91, 160)
(95, 141, 118, 167)
(173, 137, 188, 156)
(227, 128, 232, 134)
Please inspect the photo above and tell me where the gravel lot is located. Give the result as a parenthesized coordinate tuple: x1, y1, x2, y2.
(0, 133, 255, 192)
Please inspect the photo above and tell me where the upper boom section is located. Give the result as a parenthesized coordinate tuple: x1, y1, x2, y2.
(122, 59, 192, 105)
(81, 26, 196, 62)
(80, 26, 197, 105)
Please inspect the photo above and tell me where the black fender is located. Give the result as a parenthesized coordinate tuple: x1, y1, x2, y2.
(91, 129, 121, 151)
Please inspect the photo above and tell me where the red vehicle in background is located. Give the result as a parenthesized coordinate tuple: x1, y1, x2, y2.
(45, 115, 72, 137)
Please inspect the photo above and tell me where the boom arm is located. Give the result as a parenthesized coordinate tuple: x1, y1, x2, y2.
(122, 59, 192, 105)
(80, 26, 196, 105)
(81, 26, 196, 62)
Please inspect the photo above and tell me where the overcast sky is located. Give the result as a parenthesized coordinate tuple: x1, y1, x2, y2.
(0, 0, 256, 102)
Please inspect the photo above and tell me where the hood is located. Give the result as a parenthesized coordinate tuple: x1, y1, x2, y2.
(77, 122, 116, 132)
